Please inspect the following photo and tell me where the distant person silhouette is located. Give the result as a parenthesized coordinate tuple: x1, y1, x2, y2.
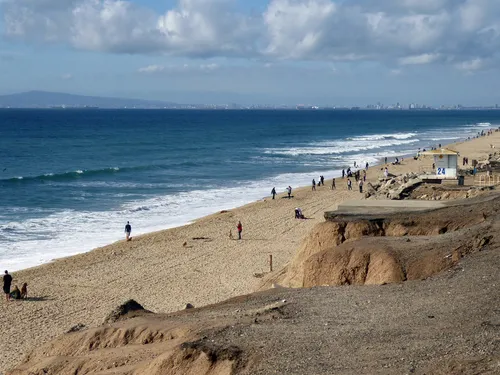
(124, 221, 132, 241)
(237, 221, 243, 240)
(3, 270, 12, 302)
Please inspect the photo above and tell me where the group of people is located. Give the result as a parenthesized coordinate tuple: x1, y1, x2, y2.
(346, 178, 364, 193)
(342, 167, 367, 183)
(311, 176, 326, 191)
(3, 270, 28, 302)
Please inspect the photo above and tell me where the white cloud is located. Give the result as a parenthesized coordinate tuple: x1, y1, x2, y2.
(455, 58, 486, 72)
(399, 53, 440, 65)
(2, 0, 500, 71)
(199, 63, 218, 71)
(138, 62, 219, 73)
(61, 73, 73, 79)
(138, 64, 165, 73)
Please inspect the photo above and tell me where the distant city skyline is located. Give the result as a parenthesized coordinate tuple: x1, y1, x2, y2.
(0, 91, 499, 110)
(1, 0, 500, 106)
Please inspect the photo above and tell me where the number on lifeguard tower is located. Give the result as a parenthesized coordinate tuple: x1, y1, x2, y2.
(437, 168, 446, 175)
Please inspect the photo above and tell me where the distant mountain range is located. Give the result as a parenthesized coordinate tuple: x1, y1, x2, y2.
(0, 91, 180, 108)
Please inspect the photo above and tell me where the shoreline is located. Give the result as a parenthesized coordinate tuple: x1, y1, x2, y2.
(1, 131, 498, 372)
(7, 136, 471, 274)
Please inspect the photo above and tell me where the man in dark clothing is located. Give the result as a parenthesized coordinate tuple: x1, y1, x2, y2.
(125, 221, 132, 241)
(271, 187, 276, 200)
(3, 270, 12, 302)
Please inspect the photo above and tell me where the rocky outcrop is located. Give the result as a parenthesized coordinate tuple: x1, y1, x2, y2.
(103, 299, 152, 325)
(365, 172, 423, 200)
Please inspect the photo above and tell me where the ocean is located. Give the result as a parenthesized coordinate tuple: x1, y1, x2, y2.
(1, 109, 499, 271)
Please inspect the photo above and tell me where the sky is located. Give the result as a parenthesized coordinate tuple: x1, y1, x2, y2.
(1, 0, 500, 106)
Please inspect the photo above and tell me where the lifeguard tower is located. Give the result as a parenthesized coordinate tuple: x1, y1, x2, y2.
(421, 148, 459, 180)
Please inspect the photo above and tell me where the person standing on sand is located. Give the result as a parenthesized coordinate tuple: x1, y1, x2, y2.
(347, 178, 352, 190)
(331, 178, 336, 190)
(358, 179, 364, 193)
(320, 175, 325, 186)
(287, 186, 292, 198)
(124, 221, 132, 241)
(312, 179, 316, 191)
(271, 187, 276, 200)
(237, 221, 243, 240)
(342, 169, 345, 179)
(384, 167, 389, 178)
(3, 270, 12, 302)
(384, 157, 388, 164)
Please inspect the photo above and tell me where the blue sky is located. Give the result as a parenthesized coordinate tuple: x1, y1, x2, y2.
(1, 0, 500, 106)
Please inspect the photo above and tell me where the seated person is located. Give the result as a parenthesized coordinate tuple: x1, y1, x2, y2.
(10, 285, 21, 300)
(295, 208, 305, 219)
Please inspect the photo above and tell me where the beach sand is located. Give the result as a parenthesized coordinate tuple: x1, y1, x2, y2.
(1, 130, 499, 372)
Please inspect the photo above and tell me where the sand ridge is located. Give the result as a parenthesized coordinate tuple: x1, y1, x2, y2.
(1, 131, 499, 372)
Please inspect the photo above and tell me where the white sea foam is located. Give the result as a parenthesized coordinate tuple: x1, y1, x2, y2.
(0, 168, 351, 271)
(265, 139, 419, 156)
(349, 132, 418, 141)
(429, 137, 463, 141)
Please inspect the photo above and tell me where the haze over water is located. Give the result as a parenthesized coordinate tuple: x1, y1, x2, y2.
(1, 109, 499, 271)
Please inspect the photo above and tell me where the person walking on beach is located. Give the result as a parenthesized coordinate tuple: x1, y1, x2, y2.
(384, 157, 388, 164)
(347, 178, 352, 191)
(124, 221, 132, 241)
(312, 179, 316, 191)
(287, 186, 292, 198)
(320, 175, 325, 186)
(3, 270, 12, 302)
(237, 221, 243, 240)
(342, 169, 345, 179)
(365, 162, 369, 170)
(271, 187, 276, 200)
(331, 178, 336, 190)
(358, 179, 364, 193)
(384, 167, 389, 178)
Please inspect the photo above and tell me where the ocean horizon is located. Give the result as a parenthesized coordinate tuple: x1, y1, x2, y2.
(1, 109, 499, 271)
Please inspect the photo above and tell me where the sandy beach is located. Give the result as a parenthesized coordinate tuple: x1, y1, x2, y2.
(1, 130, 499, 372)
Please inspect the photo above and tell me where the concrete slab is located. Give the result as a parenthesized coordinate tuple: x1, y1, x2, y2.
(327, 199, 446, 216)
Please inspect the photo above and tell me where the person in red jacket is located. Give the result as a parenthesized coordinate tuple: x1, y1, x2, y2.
(237, 221, 243, 240)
